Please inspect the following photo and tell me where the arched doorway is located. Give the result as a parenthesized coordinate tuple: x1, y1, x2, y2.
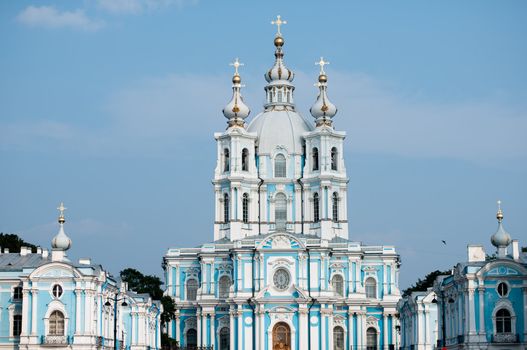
(272, 322, 291, 350)
(186, 329, 197, 347)
(366, 327, 377, 350)
(219, 327, 229, 350)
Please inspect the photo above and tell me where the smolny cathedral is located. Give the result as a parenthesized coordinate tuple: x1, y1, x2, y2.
(163, 17, 402, 350)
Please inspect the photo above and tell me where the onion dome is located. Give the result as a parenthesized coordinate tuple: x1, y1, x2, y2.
(222, 58, 250, 127)
(310, 57, 337, 127)
(265, 16, 294, 83)
(52, 202, 72, 250)
(491, 200, 511, 257)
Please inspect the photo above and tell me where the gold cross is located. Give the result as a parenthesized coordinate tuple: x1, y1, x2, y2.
(316, 57, 329, 74)
(229, 58, 243, 75)
(57, 202, 67, 217)
(271, 15, 287, 36)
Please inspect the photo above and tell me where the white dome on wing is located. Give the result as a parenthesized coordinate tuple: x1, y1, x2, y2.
(247, 109, 313, 155)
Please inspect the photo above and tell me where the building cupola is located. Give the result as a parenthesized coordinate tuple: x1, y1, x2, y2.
(264, 15, 295, 110)
(222, 58, 250, 128)
(491, 200, 512, 258)
(310, 57, 337, 127)
(51, 202, 72, 261)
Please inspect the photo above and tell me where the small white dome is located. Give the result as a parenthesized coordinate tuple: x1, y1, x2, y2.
(247, 109, 313, 155)
(52, 223, 72, 250)
(223, 83, 250, 121)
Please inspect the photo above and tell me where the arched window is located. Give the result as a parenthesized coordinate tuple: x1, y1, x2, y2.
(332, 275, 344, 296)
(224, 148, 230, 172)
(333, 326, 345, 350)
(242, 148, 249, 171)
(275, 193, 287, 230)
(313, 193, 320, 223)
(331, 147, 338, 170)
(186, 279, 198, 301)
(312, 147, 319, 171)
(278, 90, 283, 102)
(332, 192, 339, 222)
(219, 327, 229, 350)
(48, 311, 65, 336)
(223, 193, 229, 223)
(242, 193, 249, 224)
(13, 315, 22, 336)
(186, 329, 197, 346)
(496, 309, 512, 333)
(218, 276, 231, 298)
(275, 154, 286, 177)
(366, 327, 377, 350)
(365, 277, 377, 299)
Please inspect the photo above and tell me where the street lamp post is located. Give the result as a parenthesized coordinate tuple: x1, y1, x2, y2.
(105, 295, 128, 350)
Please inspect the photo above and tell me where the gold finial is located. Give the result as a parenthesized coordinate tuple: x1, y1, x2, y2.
(316, 57, 329, 75)
(57, 202, 67, 224)
(271, 15, 287, 36)
(496, 200, 504, 222)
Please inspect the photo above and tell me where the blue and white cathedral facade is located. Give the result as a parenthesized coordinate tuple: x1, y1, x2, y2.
(163, 17, 401, 350)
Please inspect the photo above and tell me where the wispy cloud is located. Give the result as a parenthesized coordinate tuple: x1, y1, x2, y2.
(2, 71, 526, 164)
(16, 5, 104, 31)
(97, 0, 197, 15)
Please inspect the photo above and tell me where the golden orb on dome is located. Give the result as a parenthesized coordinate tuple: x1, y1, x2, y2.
(274, 36, 284, 47)
(318, 74, 328, 83)
(232, 74, 241, 84)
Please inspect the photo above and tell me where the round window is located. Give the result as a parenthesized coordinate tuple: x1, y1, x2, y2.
(497, 282, 508, 297)
(273, 268, 290, 291)
(52, 284, 63, 298)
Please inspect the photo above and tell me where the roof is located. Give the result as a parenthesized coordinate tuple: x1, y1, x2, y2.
(247, 109, 313, 155)
(0, 253, 49, 271)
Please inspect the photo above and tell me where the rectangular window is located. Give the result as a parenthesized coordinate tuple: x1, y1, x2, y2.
(13, 315, 22, 336)
(13, 286, 23, 300)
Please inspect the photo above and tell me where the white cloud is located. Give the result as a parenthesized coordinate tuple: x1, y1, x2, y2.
(97, 0, 197, 14)
(16, 6, 103, 31)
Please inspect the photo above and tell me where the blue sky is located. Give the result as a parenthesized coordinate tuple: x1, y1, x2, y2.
(1, 0, 526, 288)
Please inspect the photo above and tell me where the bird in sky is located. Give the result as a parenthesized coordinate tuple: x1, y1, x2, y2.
(442, 240, 447, 245)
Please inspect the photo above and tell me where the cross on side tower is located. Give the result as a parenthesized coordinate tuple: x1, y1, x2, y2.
(316, 57, 329, 74)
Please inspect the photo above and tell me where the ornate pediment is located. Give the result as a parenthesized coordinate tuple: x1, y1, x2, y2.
(259, 233, 304, 250)
(486, 266, 519, 276)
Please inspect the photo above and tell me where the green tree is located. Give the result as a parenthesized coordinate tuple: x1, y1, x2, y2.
(120, 268, 164, 300)
(402, 269, 450, 297)
(0, 233, 37, 253)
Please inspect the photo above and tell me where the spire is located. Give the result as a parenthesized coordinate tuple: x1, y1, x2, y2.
(52, 202, 72, 252)
(265, 15, 294, 84)
(310, 57, 337, 127)
(222, 58, 250, 127)
(491, 200, 511, 258)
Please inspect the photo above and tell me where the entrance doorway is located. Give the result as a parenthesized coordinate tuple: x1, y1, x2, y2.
(272, 322, 291, 350)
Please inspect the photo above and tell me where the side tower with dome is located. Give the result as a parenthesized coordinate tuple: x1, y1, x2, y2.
(164, 17, 401, 350)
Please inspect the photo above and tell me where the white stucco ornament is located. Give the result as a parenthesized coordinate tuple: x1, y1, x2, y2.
(271, 235, 291, 249)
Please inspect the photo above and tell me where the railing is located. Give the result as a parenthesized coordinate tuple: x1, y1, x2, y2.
(41, 335, 72, 346)
(492, 333, 519, 343)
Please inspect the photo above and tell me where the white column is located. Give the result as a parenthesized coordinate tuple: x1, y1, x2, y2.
(328, 312, 334, 350)
(468, 288, 476, 334)
(347, 311, 353, 350)
(383, 265, 388, 297)
(197, 311, 202, 347)
(356, 312, 363, 350)
(175, 265, 180, 300)
(75, 288, 82, 334)
(321, 309, 327, 350)
(175, 314, 181, 344)
(131, 312, 136, 345)
(259, 310, 265, 350)
(237, 255, 242, 291)
(383, 313, 388, 348)
(347, 258, 353, 296)
(84, 290, 92, 335)
(478, 287, 485, 335)
(21, 289, 29, 336)
(391, 315, 397, 349)
(210, 313, 215, 348)
(299, 309, 308, 350)
(424, 309, 430, 346)
(31, 289, 38, 335)
(237, 310, 243, 350)
(229, 309, 235, 350)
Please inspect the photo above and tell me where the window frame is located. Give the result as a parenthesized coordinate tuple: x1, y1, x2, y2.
(48, 310, 65, 336)
(12, 314, 22, 337)
(313, 193, 320, 223)
(274, 154, 287, 178)
(275, 193, 287, 230)
(186, 278, 199, 301)
(365, 277, 377, 299)
(223, 148, 230, 172)
(333, 326, 345, 350)
(242, 193, 249, 224)
(331, 147, 338, 171)
(241, 148, 249, 171)
(312, 147, 319, 171)
(223, 193, 230, 223)
(218, 275, 231, 299)
(332, 192, 339, 222)
(332, 274, 344, 297)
